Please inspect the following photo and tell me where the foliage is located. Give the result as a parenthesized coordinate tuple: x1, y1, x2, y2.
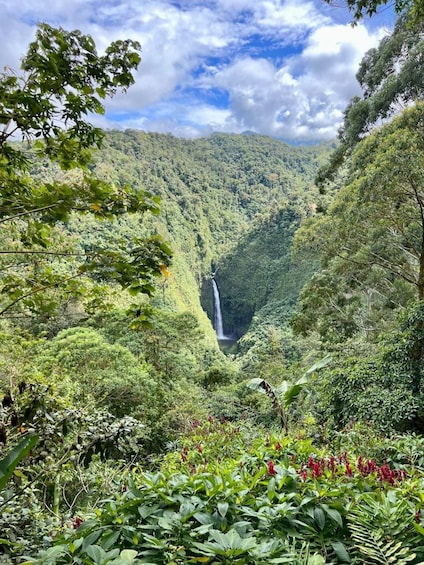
(247, 355, 331, 431)
(348, 493, 417, 564)
(211, 203, 318, 338)
(293, 103, 424, 341)
(0, 434, 38, 490)
(0, 371, 149, 560)
(32, 326, 161, 422)
(324, 0, 414, 24)
(23, 423, 424, 564)
(0, 24, 171, 320)
(3, 18, 424, 565)
(312, 353, 418, 432)
(317, 14, 424, 188)
(90, 129, 331, 342)
(307, 302, 424, 433)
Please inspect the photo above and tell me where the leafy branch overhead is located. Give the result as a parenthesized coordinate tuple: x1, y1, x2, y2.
(316, 13, 424, 188)
(324, 0, 421, 26)
(0, 24, 171, 319)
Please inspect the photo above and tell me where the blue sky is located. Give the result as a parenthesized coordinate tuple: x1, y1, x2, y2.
(0, 0, 396, 143)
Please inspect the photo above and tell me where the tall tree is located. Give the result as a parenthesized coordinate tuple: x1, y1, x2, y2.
(293, 103, 424, 339)
(0, 24, 171, 320)
(317, 13, 424, 188)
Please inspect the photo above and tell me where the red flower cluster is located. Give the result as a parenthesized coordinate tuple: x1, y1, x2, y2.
(267, 460, 276, 476)
(72, 516, 83, 529)
(297, 453, 408, 485)
(306, 455, 325, 479)
(376, 463, 407, 485)
(357, 455, 378, 476)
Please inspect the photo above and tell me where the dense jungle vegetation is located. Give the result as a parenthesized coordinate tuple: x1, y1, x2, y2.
(2, 4, 424, 563)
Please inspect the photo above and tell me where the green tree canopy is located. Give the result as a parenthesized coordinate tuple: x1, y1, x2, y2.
(0, 24, 171, 320)
(317, 13, 424, 188)
(293, 103, 424, 340)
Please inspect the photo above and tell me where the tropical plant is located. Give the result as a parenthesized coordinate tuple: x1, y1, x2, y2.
(21, 423, 424, 564)
(0, 434, 38, 491)
(348, 492, 419, 564)
(247, 355, 331, 430)
(293, 103, 424, 343)
(0, 23, 171, 321)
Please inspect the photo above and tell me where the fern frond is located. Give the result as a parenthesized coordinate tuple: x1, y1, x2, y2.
(349, 519, 416, 564)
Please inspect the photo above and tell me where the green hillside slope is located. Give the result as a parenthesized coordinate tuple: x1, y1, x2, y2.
(89, 130, 333, 349)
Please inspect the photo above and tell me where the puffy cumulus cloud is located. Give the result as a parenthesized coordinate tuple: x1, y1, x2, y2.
(89, 3, 238, 109)
(0, 0, 392, 142)
(254, 0, 328, 31)
(214, 0, 328, 33)
(0, 0, 96, 68)
(199, 21, 384, 141)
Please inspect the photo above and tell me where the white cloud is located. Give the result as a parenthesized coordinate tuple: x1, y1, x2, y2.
(195, 20, 384, 141)
(256, 0, 328, 30)
(0, 0, 391, 142)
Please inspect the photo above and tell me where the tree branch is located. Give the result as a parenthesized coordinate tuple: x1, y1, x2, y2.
(0, 271, 83, 317)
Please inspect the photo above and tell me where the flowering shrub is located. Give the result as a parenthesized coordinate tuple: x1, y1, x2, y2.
(297, 452, 408, 484)
(24, 420, 424, 564)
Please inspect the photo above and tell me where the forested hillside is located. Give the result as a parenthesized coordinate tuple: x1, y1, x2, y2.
(3, 6, 424, 563)
(89, 130, 332, 343)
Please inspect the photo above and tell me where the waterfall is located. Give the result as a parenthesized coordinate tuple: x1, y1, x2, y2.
(211, 278, 229, 340)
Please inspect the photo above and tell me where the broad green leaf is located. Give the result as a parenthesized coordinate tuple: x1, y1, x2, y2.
(322, 504, 343, 527)
(314, 507, 326, 530)
(307, 556, 326, 565)
(119, 549, 139, 562)
(217, 501, 229, 517)
(331, 541, 351, 563)
(305, 355, 332, 375)
(0, 435, 38, 490)
(85, 544, 107, 563)
(82, 530, 102, 551)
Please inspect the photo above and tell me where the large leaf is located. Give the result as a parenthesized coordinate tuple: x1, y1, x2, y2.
(282, 383, 305, 407)
(304, 354, 332, 375)
(0, 434, 38, 491)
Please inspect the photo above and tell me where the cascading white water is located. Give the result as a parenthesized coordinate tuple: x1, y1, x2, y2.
(211, 278, 228, 340)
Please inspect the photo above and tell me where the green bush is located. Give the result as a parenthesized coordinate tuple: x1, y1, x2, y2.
(33, 327, 161, 423)
(24, 424, 424, 564)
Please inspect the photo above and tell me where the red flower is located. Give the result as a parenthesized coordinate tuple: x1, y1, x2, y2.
(267, 460, 276, 476)
(345, 462, 353, 477)
(73, 516, 83, 529)
(307, 456, 316, 468)
(324, 455, 335, 474)
(299, 468, 308, 481)
(311, 462, 323, 479)
(275, 442, 282, 450)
